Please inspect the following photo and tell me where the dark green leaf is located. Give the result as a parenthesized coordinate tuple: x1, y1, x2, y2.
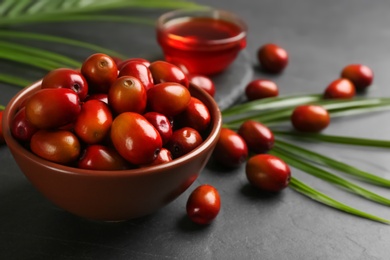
(289, 177, 390, 224)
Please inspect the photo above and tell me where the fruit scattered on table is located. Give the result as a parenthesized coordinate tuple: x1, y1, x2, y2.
(246, 154, 291, 192)
(257, 43, 289, 73)
(324, 78, 356, 99)
(238, 120, 274, 154)
(212, 128, 248, 168)
(291, 105, 330, 133)
(341, 64, 373, 91)
(186, 184, 221, 225)
(245, 79, 279, 101)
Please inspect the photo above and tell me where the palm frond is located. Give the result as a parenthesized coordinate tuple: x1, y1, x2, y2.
(0, 0, 203, 87)
(0, 0, 203, 25)
(289, 177, 390, 224)
(0, 30, 126, 59)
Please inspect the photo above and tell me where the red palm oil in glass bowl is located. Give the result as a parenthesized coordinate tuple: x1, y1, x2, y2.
(2, 81, 222, 222)
(156, 8, 247, 76)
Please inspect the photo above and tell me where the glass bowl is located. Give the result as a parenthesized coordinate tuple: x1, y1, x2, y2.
(156, 8, 247, 75)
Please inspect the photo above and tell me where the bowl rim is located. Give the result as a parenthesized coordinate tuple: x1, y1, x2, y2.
(156, 7, 247, 47)
(3, 80, 222, 178)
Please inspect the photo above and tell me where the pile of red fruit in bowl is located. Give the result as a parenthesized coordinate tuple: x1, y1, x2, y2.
(10, 53, 214, 169)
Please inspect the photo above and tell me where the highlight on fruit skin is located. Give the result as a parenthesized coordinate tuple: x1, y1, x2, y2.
(245, 154, 291, 192)
(324, 78, 356, 99)
(257, 43, 289, 74)
(212, 128, 248, 168)
(340, 63, 373, 91)
(245, 79, 279, 101)
(186, 184, 221, 225)
(238, 120, 274, 154)
(290, 105, 330, 133)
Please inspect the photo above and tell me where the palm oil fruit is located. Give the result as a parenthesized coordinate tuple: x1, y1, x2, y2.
(238, 120, 274, 154)
(110, 112, 162, 165)
(245, 79, 279, 101)
(143, 148, 173, 167)
(74, 100, 113, 144)
(81, 53, 118, 93)
(186, 184, 221, 225)
(25, 88, 81, 129)
(118, 61, 154, 91)
(324, 78, 355, 99)
(166, 127, 203, 159)
(147, 82, 191, 116)
(108, 76, 147, 114)
(174, 97, 211, 132)
(246, 154, 291, 192)
(188, 75, 216, 97)
(143, 112, 173, 145)
(11, 107, 39, 142)
(212, 128, 248, 168)
(291, 105, 330, 132)
(41, 68, 89, 101)
(78, 145, 128, 170)
(30, 129, 81, 165)
(341, 64, 373, 91)
(149, 60, 189, 88)
(257, 43, 288, 73)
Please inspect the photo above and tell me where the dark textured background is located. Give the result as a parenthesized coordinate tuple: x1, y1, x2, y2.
(2, 0, 390, 259)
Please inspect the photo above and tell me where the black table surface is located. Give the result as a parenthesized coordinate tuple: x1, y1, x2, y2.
(2, 0, 390, 259)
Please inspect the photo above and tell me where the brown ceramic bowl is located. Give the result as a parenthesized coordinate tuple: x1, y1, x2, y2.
(2, 81, 222, 221)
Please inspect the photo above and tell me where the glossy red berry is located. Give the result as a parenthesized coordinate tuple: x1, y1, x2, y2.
(188, 75, 215, 97)
(110, 112, 162, 165)
(246, 154, 291, 192)
(291, 105, 330, 132)
(74, 100, 113, 144)
(25, 88, 81, 129)
(186, 184, 221, 225)
(245, 79, 279, 101)
(147, 82, 191, 116)
(118, 61, 154, 91)
(341, 64, 373, 91)
(143, 112, 173, 145)
(257, 43, 288, 73)
(11, 107, 39, 142)
(108, 76, 147, 114)
(324, 78, 355, 99)
(174, 97, 211, 133)
(212, 128, 248, 168)
(143, 148, 173, 166)
(81, 53, 118, 93)
(30, 129, 81, 164)
(238, 120, 274, 153)
(149, 60, 189, 88)
(166, 127, 203, 159)
(78, 145, 128, 170)
(85, 93, 108, 104)
(41, 68, 89, 100)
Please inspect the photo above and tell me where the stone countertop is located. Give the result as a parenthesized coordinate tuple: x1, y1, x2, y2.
(1, 0, 390, 259)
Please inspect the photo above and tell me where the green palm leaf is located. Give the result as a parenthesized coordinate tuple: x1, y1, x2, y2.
(289, 177, 390, 224)
(0, 0, 202, 25)
(0, 0, 203, 86)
